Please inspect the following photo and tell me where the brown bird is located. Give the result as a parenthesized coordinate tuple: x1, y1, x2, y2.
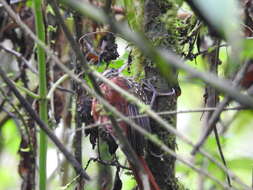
(241, 63, 253, 89)
(91, 68, 160, 190)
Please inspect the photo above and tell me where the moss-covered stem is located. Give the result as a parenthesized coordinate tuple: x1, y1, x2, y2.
(33, 0, 48, 189)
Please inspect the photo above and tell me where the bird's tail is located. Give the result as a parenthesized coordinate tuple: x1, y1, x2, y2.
(131, 156, 160, 190)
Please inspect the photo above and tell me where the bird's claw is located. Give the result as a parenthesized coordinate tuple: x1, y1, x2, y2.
(142, 77, 175, 108)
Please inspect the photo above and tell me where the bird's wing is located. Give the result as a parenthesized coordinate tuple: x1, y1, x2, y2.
(127, 103, 150, 155)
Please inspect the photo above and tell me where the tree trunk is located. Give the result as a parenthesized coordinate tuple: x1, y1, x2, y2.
(143, 1, 181, 189)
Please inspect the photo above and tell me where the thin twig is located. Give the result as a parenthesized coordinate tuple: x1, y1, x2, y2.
(47, 74, 69, 99)
(73, 106, 247, 133)
(86, 157, 131, 170)
(0, 66, 90, 180)
(60, 174, 81, 190)
(0, 43, 38, 74)
(192, 60, 252, 154)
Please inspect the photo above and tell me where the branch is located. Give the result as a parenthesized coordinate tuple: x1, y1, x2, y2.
(75, 106, 246, 132)
(0, 44, 38, 74)
(47, 74, 69, 99)
(0, 66, 90, 180)
(203, 42, 231, 186)
(192, 60, 252, 154)
(85, 157, 131, 171)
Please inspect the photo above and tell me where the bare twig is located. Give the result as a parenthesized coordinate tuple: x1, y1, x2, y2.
(47, 74, 69, 99)
(0, 43, 38, 74)
(85, 157, 131, 171)
(72, 106, 247, 133)
(0, 66, 90, 180)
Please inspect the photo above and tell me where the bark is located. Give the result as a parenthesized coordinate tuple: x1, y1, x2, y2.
(143, 0, 181, 189)
(73, 13, 85, 190)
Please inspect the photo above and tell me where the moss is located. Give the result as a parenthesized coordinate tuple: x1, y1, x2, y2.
(165, 133, 176, 148)
(159, 5, 181, 53)
(131, 47, 146, 80)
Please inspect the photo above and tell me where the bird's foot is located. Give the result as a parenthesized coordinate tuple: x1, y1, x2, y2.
(142, 77, 175, 108)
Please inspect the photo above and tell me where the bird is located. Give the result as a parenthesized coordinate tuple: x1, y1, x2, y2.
(91, 67, 161, 190)
(241, 63, 253, 89)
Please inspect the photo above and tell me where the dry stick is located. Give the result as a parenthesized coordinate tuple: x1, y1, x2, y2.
(219, 112, 238, 135)
(192, 60, 252, 154)
(0, 67, 90, 180)
(0, 92, 19, 121)
(212, 96, 232, 185)
(0, 1, 249, 188)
